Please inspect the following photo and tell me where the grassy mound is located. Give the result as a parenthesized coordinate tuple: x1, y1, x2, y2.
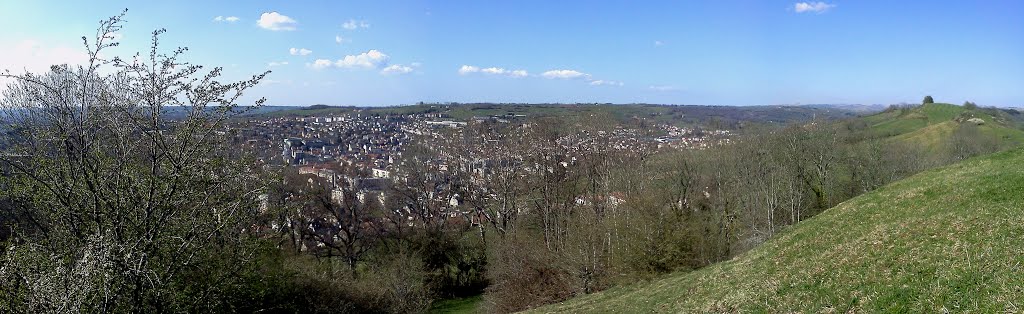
(858, 103, 1024, 154)
(534, 148, 1024, 313)
(862, 103, 964, 136)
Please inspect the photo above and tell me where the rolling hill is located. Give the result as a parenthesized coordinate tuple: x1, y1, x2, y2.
(534, 147, 1024, 312)
(250, 103, 865, 128)
(860, 103, 1024, 152)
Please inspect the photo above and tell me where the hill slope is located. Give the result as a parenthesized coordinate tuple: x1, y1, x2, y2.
(534, 148, 1024, 313)
(858, 103, 1024, 154)
(862, 103, 966, 137)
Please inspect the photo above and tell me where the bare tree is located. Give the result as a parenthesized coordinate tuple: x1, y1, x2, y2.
(0, 13, 268, 311)
(294, 172, 380, 274)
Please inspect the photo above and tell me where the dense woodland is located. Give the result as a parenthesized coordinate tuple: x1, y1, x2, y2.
(1, 16, 1019, 313)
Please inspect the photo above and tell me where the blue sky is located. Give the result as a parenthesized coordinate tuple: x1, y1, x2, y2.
(1, 0, 1022, 106)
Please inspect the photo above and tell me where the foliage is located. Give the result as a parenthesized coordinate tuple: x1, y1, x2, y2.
(531, 147, 1024, 313)
(0, 13, 268, 312)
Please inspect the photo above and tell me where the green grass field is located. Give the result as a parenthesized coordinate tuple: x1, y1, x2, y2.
(533, 147, 1024, 313)
(863, 103, 965, 137)
(429, 295, 483, 314)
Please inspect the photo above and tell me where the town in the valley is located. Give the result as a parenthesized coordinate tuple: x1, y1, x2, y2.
(227, 106, 733, 236)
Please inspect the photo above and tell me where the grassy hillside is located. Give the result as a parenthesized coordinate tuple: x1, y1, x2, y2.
(859, 103, 1024, 152)
(534, 147, 1024, 313)
(863, 103, 965, 137)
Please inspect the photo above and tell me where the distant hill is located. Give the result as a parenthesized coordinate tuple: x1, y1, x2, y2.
(248, 103, 863, 129)
(534, 147, 1024, 312)
(804, 103, 888, 113)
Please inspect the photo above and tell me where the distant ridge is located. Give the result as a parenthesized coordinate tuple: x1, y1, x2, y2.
(802, 103, 888, 113)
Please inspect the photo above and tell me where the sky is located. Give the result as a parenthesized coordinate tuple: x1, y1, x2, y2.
(0, 0, 1022, 107)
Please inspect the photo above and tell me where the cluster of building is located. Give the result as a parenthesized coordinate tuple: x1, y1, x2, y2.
(230, 109, 735, 231)
(656, 124, 732, 149)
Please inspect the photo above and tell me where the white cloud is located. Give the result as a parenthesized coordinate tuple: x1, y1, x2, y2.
(309, 50, 390, 70)
(589, 80, 623, 86)
(214, 16, 240, 22)
(1, 40, 89, 73)
(794, 2, 835, 13)
(459, 65, 528, 78)
(336, 50, 388, 68)
(481, 67, 504, 75)
(649, 85, 680, 92)
(310, 59, 333, 70)
(0, 40, 90, 88)
(541, 69, 590, 80)
(289, 48, 312, 56)
(458, 65, 480, 75)
(335, 35, 350, 44)
(381, 64, 414, 75)
(342, 19, 370, 30)
(257, 12, 297, 31)
(268, 61, 289, 67)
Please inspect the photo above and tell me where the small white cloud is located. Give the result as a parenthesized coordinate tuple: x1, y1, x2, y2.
(336, 50, 388, 68)
(309, 50, 390, 70)
(649, 85, 680, 92)
(289, 48, 312, 56)
(381, 64, 414, 75)
(268, 61, 289, 67)
(654, 40, 664, 47)
(589, 80, 623, 86)
(458, 65, 480, 75)
(481, 67, 506, 75)
(335, 35, 350, 44)
(342, 19, 370, 30)
(310, 59, 333, 70)
(258, 12, 297, 31)
(541, 69, 590, 80)
(214, 16, 240, 22)
(794, 2, 835, 13)
(459, 65, 528, 78)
